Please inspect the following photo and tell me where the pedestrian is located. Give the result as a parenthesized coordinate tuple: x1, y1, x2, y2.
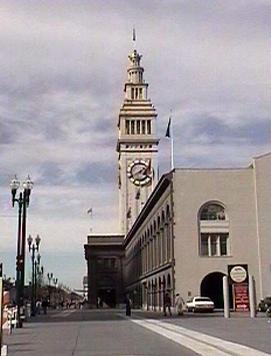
(36, 300, 42, 315)
(42, 298, 48, 314)
(7, 306, 14, 335)
(125, 295, 132, 316)
(164, 292, 172, 316)
(175, 293, 185, 316)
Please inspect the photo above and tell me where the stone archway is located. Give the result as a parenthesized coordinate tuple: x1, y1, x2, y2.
(200, 272, 232, 308)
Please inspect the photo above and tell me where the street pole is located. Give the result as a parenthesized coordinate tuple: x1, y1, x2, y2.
(47, 273, 53, 307)
(20, 191, 27, 308)
(28, 235, 41, 316)
(223, 276, 230, 318)
(249, 275, 256, 318)
(10, 175, 34, 328)
(15, 193, 22, 325)
(31, 249, 35, 316)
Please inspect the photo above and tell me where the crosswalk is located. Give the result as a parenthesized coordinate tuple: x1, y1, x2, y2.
(131, 318, 269, 356)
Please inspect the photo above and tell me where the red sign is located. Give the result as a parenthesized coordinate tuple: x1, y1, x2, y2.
(233, 283, 249, 311)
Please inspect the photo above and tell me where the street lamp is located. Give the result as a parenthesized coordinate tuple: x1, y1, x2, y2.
(10, 174, 34, 327)
(47, 272, 53, 305)
(27, 234, 41, 316)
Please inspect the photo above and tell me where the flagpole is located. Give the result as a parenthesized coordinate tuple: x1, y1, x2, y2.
(170, 111, 174, 170)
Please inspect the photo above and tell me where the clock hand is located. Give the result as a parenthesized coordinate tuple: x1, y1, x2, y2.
(134, 167, 146, 175)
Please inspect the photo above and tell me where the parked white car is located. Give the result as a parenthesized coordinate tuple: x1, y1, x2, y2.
(186, 296, 214, 312)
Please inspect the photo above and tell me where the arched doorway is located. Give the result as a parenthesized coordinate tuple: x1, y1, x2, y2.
(201, 272, 232, 308)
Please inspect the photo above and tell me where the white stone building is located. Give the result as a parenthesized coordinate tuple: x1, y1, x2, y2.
(123, 153, 271, 309)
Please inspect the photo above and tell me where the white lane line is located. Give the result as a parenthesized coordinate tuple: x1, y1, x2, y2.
(132, 319, 269, 356)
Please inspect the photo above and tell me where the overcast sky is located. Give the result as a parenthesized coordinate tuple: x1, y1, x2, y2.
(0, 0, 270, 289)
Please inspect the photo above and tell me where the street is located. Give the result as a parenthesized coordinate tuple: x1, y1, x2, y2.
(3, 309, 271, 356)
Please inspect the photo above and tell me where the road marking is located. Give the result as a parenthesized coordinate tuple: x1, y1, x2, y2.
(132, 319, 269, 356)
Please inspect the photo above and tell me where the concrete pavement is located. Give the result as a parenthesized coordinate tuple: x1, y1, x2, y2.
(2, 308, 271, 355)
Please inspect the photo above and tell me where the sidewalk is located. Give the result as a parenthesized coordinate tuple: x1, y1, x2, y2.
(131, 309, 271, 354)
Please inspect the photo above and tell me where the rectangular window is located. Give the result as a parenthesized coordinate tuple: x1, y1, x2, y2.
(139, 88, 143, 98)
(200, 233, 229, 256)
(136, 120, 140, 134)
(147, 120, 151, 134)
(142, 120, 146, 134)
(131, 120, 135, 134)
(220, 235, 228, 256)
(125, 120, 130, 134)
(211, 235, 217, 256)
(131, 88, 134, 100)
(201, 234, 208, 255)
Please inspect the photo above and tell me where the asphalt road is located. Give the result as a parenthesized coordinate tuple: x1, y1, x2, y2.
(3, 309, 271, 356)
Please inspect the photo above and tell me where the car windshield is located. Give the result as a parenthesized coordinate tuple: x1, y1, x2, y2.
(195, 297, 212, 302)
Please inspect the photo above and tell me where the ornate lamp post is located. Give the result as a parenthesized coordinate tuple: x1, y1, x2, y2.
(10, 175, 34, 327)
(27, 234, 41, 316)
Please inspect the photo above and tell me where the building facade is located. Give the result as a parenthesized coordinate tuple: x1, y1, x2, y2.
(123, 153, 271, 310)
(84, 234, 124, 308)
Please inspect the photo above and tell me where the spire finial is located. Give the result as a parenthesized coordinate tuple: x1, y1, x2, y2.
(132, 27, 136, 43)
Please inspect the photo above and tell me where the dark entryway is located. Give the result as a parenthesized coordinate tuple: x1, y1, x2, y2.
(98, 288, 116, 308)
(200, 272, 232, 308)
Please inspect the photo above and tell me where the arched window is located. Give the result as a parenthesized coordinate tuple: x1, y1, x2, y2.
(200, 203, 226, 221)
(199, 202, 229, 257)
(157, 216, 161, 230)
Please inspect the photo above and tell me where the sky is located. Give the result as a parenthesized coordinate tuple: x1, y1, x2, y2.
(0, 0, 271, 289)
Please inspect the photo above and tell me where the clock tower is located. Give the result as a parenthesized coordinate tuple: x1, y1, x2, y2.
(117, 46, 159, 235)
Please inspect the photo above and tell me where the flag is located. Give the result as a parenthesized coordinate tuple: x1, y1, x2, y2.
(165, 117, 171, 138)
(87, 208, 92, 215)
(133, 28, 136, 42)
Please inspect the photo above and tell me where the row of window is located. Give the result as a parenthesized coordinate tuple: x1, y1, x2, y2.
(97, 258, 116, 269)
(131, 87, 143, 100)
(125, 144, 153, 149)
(129, 71, 143, 83)
(200, 233, 229, 256)
(125, 120, 152, 135)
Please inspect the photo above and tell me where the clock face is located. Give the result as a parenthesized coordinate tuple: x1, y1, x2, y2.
(127, 159, 152, 186)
